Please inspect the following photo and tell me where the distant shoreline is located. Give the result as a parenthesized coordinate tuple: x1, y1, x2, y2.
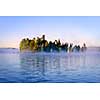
(0, 48, 18, 49)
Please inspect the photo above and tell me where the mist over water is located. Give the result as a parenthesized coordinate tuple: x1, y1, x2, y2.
(0, 48, 100, 82)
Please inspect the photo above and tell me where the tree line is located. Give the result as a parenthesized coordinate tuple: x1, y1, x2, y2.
(20, 35, 87, 52)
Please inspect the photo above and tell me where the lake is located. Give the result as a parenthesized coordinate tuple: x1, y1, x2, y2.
(0, 48, 100, 83)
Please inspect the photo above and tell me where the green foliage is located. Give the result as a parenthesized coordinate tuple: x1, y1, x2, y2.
(29, 40, 34, 50)
(20, 38, 30, 51)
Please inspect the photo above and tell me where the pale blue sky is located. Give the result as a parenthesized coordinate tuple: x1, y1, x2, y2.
(0, 16, 100, 48)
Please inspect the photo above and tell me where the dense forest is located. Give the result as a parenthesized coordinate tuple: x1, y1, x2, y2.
(19, 35, 87, 52)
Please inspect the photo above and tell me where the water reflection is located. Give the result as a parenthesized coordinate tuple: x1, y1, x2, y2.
(19, 53, 61, 77)
(19, 52, 88, 82)
(19, 52, 100, 82)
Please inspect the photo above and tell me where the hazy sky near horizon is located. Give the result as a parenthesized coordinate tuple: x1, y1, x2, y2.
(0, 16, 100, 48)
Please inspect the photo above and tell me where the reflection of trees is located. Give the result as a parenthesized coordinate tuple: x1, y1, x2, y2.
(66, 53, 86, 71)
(19, 52, 87, 80)
(19, 53, 62, 77)
(47, 55, 61, 75)
(19, 53, 47, 77)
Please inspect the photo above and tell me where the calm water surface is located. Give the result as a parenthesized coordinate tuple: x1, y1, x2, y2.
(0, 48, 100, 83)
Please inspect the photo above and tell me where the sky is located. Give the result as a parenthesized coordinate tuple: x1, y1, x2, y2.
(0, 16, 100, 48)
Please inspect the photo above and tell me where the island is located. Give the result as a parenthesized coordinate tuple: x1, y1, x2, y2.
(19, 35, 87, 52)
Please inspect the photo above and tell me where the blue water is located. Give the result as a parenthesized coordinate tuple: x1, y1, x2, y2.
(0, 48, 100, 83)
